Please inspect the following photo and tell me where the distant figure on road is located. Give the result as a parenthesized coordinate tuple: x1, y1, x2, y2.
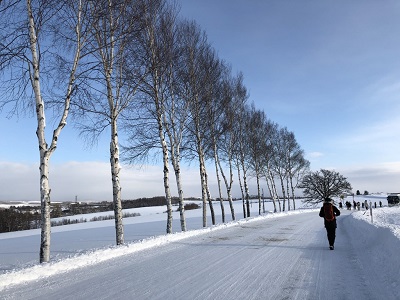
(319, 198, 341, 250)
(345, 201, 352, 210)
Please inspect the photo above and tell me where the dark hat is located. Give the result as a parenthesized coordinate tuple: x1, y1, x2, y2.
(324, 197, 332, 202)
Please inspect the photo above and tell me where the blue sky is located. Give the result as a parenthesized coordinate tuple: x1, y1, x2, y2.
(1, 0, 400, 201)
(180, 0, 400, 189)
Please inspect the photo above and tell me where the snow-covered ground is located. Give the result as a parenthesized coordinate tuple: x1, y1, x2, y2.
(1, 195, 399, 299)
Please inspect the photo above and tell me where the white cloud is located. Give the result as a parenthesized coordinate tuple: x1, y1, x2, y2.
(0, 161, 160, 202)
(0, 162, 39, 201)
(2, 160, 400, 202)
(0, 161, 215, 202)
(336, 162, 400, 194)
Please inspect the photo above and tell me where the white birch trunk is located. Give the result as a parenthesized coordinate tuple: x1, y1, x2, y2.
(110, 118, 124, 245)
(165, 101, 186, 231)
(102, 2, 125, 245)
(213, 145, 225, 223)
(286, 176, 291, 211)
(199, 159, 207, 228)
(236, 161, 246, 217)
(153, 74, 173, 232)
(279, 174, 286, 212)
(270, 169, 281, 212)
(201, 153, 215, 225)
(196, 133, 207, 227)
(145, 9, 174, 233)
(217, 154, 235, 221)
(264, 171, 277, 213)
(205, 170, 216, 226)
(262, 189, 265, 214)
(197, 141, 215, 226)
(227, 158, 235, 220)
(256, 174, 261, 215)
(290, 175, 296, 210)
(241, 155, 250, 218)
(174, 164, 186, 231)
(39, 155, 51, 263)
(160, 133, 173, 233)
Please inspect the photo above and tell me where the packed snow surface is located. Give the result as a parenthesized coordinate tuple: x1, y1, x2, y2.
(0, 195, 399, 299)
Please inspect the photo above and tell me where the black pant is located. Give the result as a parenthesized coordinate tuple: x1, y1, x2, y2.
(325, 226, 336, 246)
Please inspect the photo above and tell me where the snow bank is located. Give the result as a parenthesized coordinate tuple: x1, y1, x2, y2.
(347, 206, 400, 291)
(352, 206, 400, 239)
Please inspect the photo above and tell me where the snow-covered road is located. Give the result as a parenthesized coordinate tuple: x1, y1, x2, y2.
(2, 209, 399, 300)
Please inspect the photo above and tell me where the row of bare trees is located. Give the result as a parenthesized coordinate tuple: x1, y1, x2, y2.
(0, 0, 309, 263)
(1, 0, 153, 263)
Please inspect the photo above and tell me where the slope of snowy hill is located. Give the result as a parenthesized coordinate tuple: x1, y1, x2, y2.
(1, 196, 399, 299)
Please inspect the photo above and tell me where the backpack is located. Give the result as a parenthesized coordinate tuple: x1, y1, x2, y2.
(323, 203, 335, 222)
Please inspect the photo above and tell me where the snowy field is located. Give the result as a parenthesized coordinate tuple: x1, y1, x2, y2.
(1, 195, 400, 299)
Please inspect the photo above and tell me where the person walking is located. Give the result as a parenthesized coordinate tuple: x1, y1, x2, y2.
(319, 198, 341, 250)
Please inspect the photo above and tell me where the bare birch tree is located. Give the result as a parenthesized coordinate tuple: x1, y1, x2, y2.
(233, 102, 251, 217)
(271, 127, 291, 211)
(127, 0, 182, 233)
(200, 53, 228, 223)
(176, 20, 216, 227)
(282, 130, 310, 210)
(246, 105, 268, 215)
(0, 0, 87, 262)
(162, 17, 195, 232)
(122, 3, 193, 233)
(261, 120, 280, 212)
(74, 0, 144, 245)
(214, 74, 242, 221)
